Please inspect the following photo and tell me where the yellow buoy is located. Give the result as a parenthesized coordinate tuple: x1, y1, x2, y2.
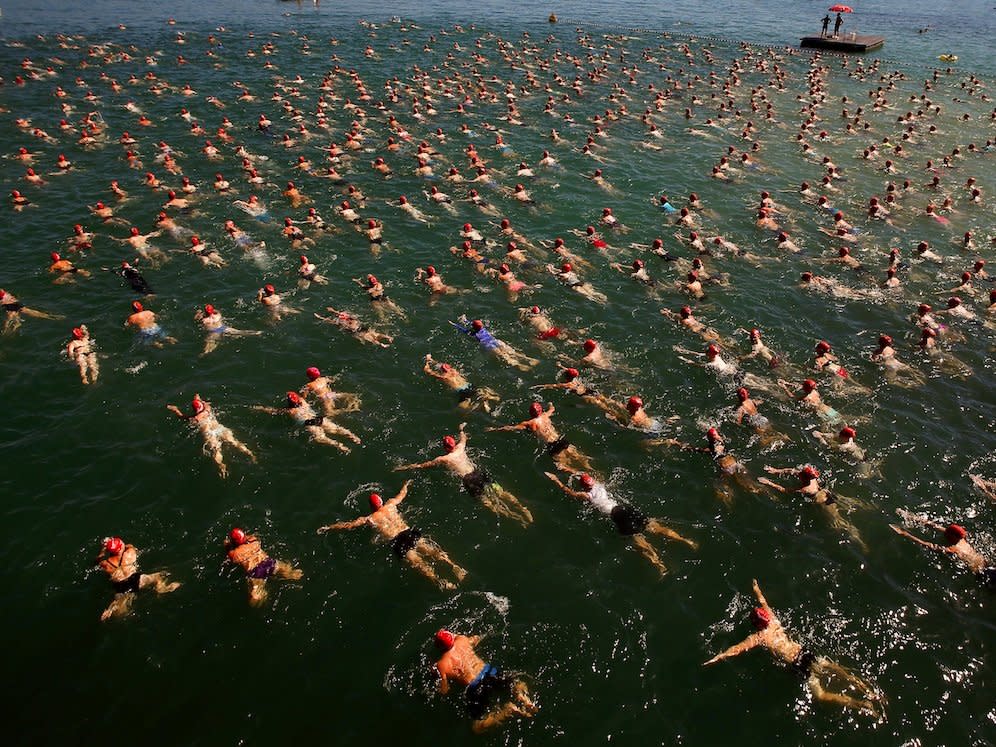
(938, 54, 958, 62)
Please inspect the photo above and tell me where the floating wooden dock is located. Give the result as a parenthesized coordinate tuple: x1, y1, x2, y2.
(800, 34, 885, 53)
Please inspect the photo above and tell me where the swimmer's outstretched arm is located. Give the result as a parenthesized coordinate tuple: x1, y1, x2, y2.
(486, 420, 530, 432)
(251, 405, 285, 415)
(317, 516, 369, 533)
(394, 455, 449, 471)
(751, 579, 772, 612)
(703, 633, 762, 665)
(888, 524, 947, 552)
(166, 404, 196, 420)
(387, 479, 413, 507)
(530, 382, 572, 390)
(543, 471, 588, 500)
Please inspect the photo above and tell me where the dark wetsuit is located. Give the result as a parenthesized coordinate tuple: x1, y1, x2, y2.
(610, 504, 649, 535)
(462, 468, 493, 498)
(112, 572, 142, 594)
(456, 384, 478, 403)
(793, 649, 817, 675)
(545, 436, 571, 457)
(465, 664, 511, 720)
(249, 557, 277, 579)
(120, 267, 153, 295)
(390, 527, 422, 557)
(3, 302, 25, 312)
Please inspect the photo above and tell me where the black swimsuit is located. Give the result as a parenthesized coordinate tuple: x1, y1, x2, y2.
(390, 527, 422, 557)
(545, 436, 571, 457)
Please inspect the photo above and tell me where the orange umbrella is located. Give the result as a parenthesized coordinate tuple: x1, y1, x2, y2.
(829, 4, 854, 11)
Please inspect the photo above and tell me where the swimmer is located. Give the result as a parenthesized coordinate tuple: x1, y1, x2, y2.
(1, 288, 62, 333)
(870, 334, 924, 387)
(546, 263, 608, 304)
(531, 366, 623, 419)
(545, 472, 696, 576)
(661, 306, 721, 343)
(649, 428, 764, 503)
(969, 475, 996, 502)
(257, 283, 299, 320)
(811, 425, 867, 463)
(225, 528, 303, 607)
(111, 227, 166, 263)
(188, 236, 226, 268)
(518, 306, 564, 342)
(96, 537, 180, 621)
(704, 579, 883, 716)
(394, 423, 532, 526)
(196, 303, 261, 355)
(48, 252, 91, 283)
(112, 261, 154, 295)
(734, 388, 789, 447)
(758, 465, 866, 550)
(416, 265, 460, 296)
(300, 366, 361, 415)
(297, 255, 327, 287)
(66, 325, 99, 384)
(254, 391, 361, 453)
(777, 378, 842, 425)
(488, 401, 595, 474)
(434, 629, 538, 733)
(676, 343, 738, 377)
(891, 513, 996, 590)
(315, 307, 393, 347)
(317, 481, 466, 591)
(166, 394, 254, 477)
(423, 354, 500, 413)
(125, 300, 176, 347)
(451, 318, 538, 371)
(354, 274, 406, 319)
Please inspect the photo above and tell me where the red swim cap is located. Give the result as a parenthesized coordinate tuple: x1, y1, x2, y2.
(840, 427, 856, 441)
(442, 435, 457, 452)
(706, 427, 719, 442)
(706, 344, 719, 359)
(632, 259, 644, 269)
(878, 335, 892, 348)
(583, 339, 597, 353)
(922, 327, 937, 339)
(286, 391, 302, 406)
(306, 367, 321, 381)
(264, 284, 275, 295)
(530, 306, 540, 315)
(300, 255, 309, 265)
(679, 306, 691, 319)
(72, 327, 85, 340)
(500, 219, 510, 229)
(563, 368, 579, 380)
(627, 396, 643, 414)
(369, 493, 384, 510)
(426, 266, 436, 276)
(944, 524, 967, 543)
(750, 606, 771, 630)
(816, 340, 831, 354)
(50, 252, 61, 262)
(560, 263, 573, 273)
(737, 387, 749, 402)
(463, 223, 472, 232)
(580, 473, 595, 489)
(190, 236, 200, 246)
(529, 401, 543, 417)
(204, 304, 215, 316)
(131, 301, 144, 312)
(435, 629, 455, 650)
(230, 528, 247, 546)
(104, 537, 124, 555)
(471, 319, 484, 332)
(801, 272, 813, 281)
(799, 465, 819, 481)
(439, 363, 452, 374)
(947, 296, 961, 308)
(687, 271, 698, 281)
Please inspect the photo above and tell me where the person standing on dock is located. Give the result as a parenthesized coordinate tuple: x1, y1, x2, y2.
(833, 12, 843, 37)
(821, 14, 831, 37)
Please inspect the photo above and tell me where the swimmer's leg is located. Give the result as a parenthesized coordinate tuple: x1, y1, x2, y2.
(471, 703, 520, 734)
(4, 313, 23, 334)
(807, 671, 881, 716)
(632, 534, 667, 576)
(826, 507, 868, 552)
(310, 428, 351, 453)
(322, 420, 361, 444)
(87, 353, 100, 384)
(646, 519, 698, 550)
(139, 572, 181, 594)
(248, 578, 268, 606)
(420, 540, 468, 581)
(222, 430, 256, 462)
(274, 560, 303, 580)
(486, 486, 532, 526)
(101, 592, 134, 621)
(202, 433, 228, 478)
(22, 308, 64, 320)
(404, 549, 455, 591)
(512, 680, 538, 715)
(202, 335, 220, 356)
